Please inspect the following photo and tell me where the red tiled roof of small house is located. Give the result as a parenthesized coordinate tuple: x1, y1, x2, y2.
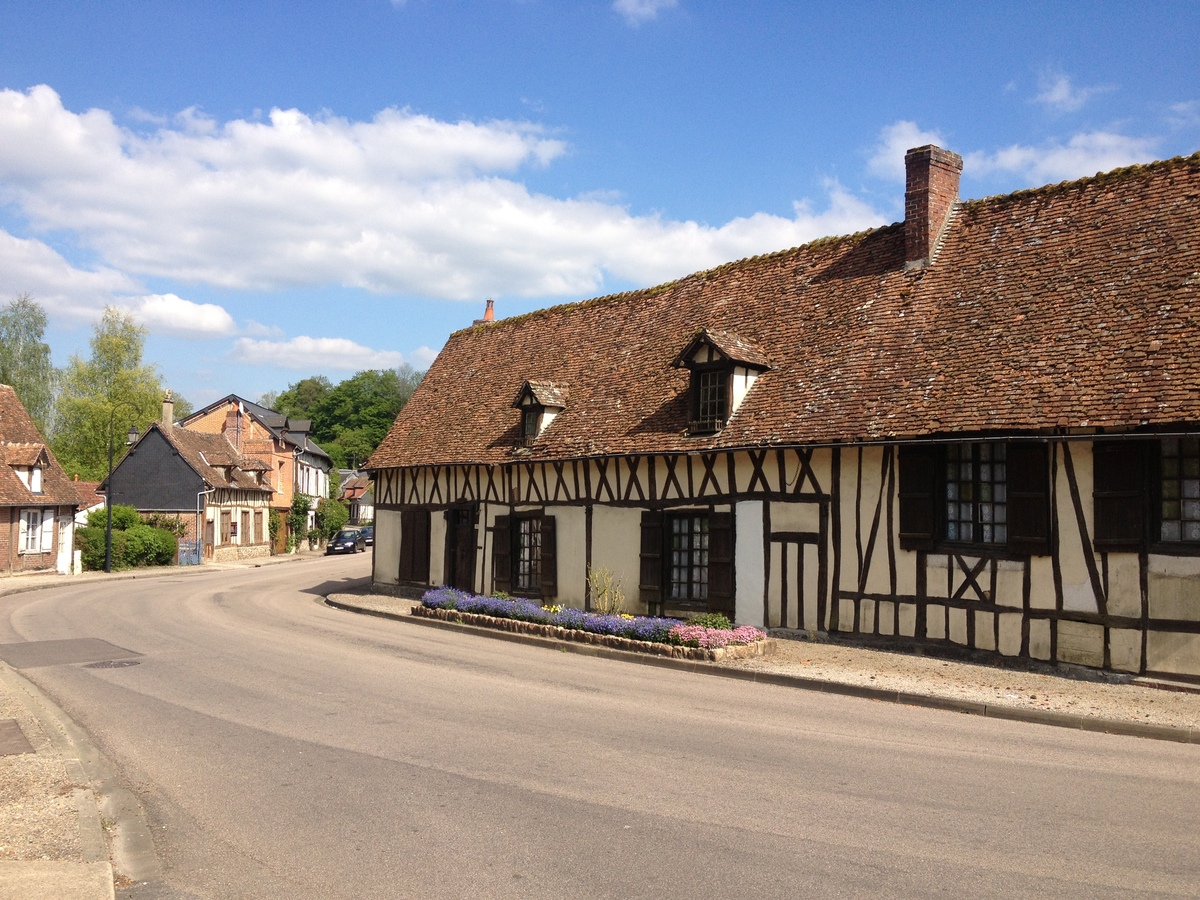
(0, 385, 81, 507)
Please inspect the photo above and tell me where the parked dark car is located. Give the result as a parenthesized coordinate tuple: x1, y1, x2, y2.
(358, 525, 374, 546)
(326, 529, 366, 554)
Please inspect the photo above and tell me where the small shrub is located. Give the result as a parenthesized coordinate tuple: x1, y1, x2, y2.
(586, 565, 626, 615)
(686, 612, 733, 630)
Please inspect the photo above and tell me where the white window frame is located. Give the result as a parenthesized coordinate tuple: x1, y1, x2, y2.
(19, 508, 52, 554)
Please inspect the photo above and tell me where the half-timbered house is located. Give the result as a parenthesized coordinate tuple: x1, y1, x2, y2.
(366, 145, 1200, 682)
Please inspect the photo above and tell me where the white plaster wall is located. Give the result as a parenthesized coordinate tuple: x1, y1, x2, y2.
(374, 508, 401, 585)
(735, 501, 765, 628)
(552, 506, 587, 607)
(1056, 443, 1099, 613)
(1147, 555, 1200, 622)
(591, 506, 643, 613)
(429, 511, 447, 587)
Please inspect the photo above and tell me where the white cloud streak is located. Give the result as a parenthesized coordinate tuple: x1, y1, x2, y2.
(613, 0, 678, 26)
(230, 336, 406, 371)
(0, 85, 886, 302)
(964, 131, 1159, 183)
(1033, 71, 1111, 114)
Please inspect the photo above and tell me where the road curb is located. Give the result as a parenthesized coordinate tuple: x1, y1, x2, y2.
(323, 595, 1200, 745)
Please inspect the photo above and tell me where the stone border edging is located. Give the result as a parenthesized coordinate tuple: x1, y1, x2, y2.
(324, 595, 1200, 745)
(412, 605, 771, 661)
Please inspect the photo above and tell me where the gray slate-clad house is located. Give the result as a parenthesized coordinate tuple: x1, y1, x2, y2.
(366, 145, 1200, 683)
(107, 396, 274, 562)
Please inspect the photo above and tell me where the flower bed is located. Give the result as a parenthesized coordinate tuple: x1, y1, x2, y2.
(417, 587, 771, 661)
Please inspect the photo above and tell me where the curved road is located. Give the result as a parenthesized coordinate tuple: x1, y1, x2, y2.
(2, 557, 1199, 898)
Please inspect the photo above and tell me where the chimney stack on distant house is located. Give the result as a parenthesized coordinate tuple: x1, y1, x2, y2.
(474, 298, 496, 326)
(904, 145, 963, 270)
(161, 391, 175, 427)
(224, 406, 241, 450)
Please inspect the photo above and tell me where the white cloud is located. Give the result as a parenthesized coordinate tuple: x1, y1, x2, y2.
(613, 0, 678, 26)
(0, 85, 887, 303)
(867, 121, 948, 180)
(127, 293, 238, 337)
(230, 335, 406, 371)
(1167, 100, 1200, 128)
(1033, 71, 1111, 114)
(241, 320, 286, 339)
(965, 131, 1159, 183)
(0, 229, 140, 320)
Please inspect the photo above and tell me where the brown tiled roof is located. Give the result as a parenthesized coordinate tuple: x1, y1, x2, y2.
(0, 384, 80, 507)
(368, 152, 1200, 469)
(73, 480, 104, 508)
(156, 426, 274, 493)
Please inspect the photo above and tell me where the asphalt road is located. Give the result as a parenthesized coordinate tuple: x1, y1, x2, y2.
(2, 557, 1199, 899)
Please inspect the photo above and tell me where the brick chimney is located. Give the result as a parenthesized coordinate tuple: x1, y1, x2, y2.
(904, 144, 963, 269)
(161, 391, 175, 428)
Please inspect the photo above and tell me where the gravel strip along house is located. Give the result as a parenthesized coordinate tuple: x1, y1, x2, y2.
(366, 144, 1200, 684)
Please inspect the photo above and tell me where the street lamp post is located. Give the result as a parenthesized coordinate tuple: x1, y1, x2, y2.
(104, 412, 141, 574)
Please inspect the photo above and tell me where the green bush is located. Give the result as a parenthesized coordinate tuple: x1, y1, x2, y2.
(86, 504, 140, 531)
(124, 524, 177, 567)
(76, 519, 177, 570)
(685, 612, 733, 630)
(314, 498, 348, 539)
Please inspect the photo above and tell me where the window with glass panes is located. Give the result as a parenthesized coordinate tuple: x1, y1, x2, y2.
(668, 514, 709, 601)
(1160, 437, 1200, 543)
(515, 517, 542, 592)
(945, 443, 1008, 545)
(696, 370, 727, 431)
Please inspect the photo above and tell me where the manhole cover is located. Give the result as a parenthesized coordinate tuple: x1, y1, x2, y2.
(83, 660, 141, 669)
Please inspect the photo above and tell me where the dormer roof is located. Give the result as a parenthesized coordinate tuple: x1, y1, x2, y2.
(512, 380, 569, 409)
(671, 329, 771, 370)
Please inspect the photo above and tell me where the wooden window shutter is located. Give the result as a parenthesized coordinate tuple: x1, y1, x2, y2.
(40, 512, 54, 552)
(1093, 441, 1150, 551)
(898, 445, 938, 550)
(638, 511, 664, 609)
(707, 512, 735, 617)
(539, 515, 557, 598)
(1007, 442, 1050, 556)
(492, 515, 512, 594)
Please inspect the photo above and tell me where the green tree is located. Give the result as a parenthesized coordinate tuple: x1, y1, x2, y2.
(0, 294, 56, 435)
(53, 307, 169, 480)
(274, 376, 333, 420)
(312, 365, 423, 468)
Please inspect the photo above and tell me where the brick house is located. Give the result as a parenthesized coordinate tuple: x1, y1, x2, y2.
(366, 145, 1200, 682)
(179, 395, 332, 545)
(107, 395, 274, 562)
(0, 384, 79, 575)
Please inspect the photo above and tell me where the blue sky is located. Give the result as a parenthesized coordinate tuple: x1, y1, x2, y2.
(1, 0, 1198, 410)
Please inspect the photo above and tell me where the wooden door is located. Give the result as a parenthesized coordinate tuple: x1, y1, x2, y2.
(444, 507, 478, 592)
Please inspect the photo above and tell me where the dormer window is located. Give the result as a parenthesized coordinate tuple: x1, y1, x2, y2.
(512, 381, 568, 448)
(15, 465, 42, 493)
(672, 329, 770, 435)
